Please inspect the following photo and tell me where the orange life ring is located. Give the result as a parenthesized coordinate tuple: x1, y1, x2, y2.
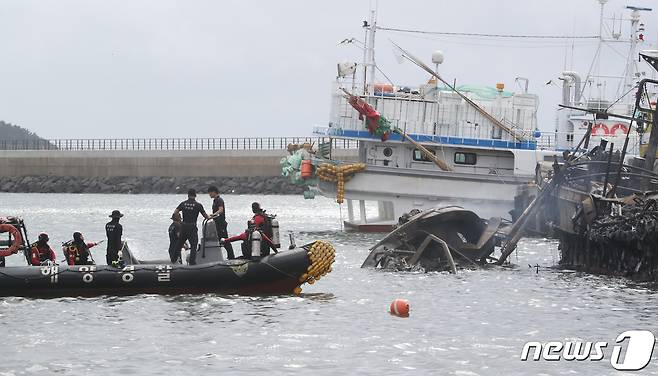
(591, 123, 609, 136)
(609, 123, 629, 135)
(0, 224, 22, 257)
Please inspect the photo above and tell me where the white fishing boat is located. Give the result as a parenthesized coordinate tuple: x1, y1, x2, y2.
(305, 1, 656, 231)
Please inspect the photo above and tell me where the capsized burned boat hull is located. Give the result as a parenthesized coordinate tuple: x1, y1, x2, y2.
(0, 248, 312, 297)
(362, 206, 502, 271)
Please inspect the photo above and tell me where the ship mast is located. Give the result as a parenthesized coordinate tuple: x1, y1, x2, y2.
(622, 6, 650, 94)
(361, 9, 377, 95)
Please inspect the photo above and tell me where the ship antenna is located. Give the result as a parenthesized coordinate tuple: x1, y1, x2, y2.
(598, 0, 608, 41)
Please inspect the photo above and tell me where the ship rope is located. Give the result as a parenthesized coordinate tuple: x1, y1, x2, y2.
(377, 26, 599, 40)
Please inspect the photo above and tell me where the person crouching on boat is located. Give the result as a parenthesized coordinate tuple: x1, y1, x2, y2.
(29, 233, 56, 266)
(63, 232, 99, 266)
(222, 203, 276, 259)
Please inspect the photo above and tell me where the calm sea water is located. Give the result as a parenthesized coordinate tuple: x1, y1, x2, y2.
(1, 193, 657, 375)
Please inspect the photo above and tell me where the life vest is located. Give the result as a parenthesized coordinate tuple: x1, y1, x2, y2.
(30, 242, 51, 263)
(62, 240, 91, 265)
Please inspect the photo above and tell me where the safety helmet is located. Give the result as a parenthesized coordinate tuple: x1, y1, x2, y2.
(73, 232, 83, 241)
(38, 233, 49, 242)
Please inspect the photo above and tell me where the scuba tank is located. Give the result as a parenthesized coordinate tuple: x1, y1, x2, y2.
(250, 231, 262, 259)
(271, 218, 280, 249)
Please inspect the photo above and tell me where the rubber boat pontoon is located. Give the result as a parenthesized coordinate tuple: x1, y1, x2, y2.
(0, 217, 334, 297)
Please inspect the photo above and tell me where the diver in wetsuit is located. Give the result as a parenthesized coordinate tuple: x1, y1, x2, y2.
(29, 233, 56, 266)
(105, 210, 124, 266)
(172, 189, 210, 265)
(64, 232, 99, 265)
(223, 202, 276, 259)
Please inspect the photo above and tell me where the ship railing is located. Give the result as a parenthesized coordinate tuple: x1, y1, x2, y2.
(330, 92, 539, 143)
(0, 137, 361, 151)
(536, 132, 642, 154)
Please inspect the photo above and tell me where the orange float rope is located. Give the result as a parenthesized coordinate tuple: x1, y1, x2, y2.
(316, 163, 366, 204)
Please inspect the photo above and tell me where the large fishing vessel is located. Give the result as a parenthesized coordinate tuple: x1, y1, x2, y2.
(306, 1, 656, 231)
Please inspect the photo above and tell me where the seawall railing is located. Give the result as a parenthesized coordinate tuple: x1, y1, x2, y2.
(0, 137, 360, 151)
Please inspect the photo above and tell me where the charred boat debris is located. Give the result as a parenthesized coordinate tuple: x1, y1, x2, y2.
(361, 207, 504, 272)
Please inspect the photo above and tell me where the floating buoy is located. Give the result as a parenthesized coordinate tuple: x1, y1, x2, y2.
(293, 287, 302, 295)
(390, 299, 410, 317)
(301, 159, 313, 178)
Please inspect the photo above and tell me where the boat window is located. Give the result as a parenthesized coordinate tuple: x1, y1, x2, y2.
(383, 147, 393, 157)
(412, 148, 435, 162)
(454, 152, 477, 165)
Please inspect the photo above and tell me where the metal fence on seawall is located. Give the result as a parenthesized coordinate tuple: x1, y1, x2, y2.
(0, 137, 360, 151)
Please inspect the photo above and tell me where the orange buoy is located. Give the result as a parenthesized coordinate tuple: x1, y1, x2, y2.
(301, 159, 313, 179)
(390, 299, 410, 317)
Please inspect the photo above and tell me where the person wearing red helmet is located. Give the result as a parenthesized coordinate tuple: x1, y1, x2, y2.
(29, 233, 56, 266)
(223, 202, 276, 259)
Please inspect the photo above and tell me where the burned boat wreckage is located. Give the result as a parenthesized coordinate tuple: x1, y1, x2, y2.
(361, 207, 503, 272)
(0, 216, 335, 297)
(503, 52, 658, 280)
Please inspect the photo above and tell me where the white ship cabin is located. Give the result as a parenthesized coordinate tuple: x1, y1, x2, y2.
(554, 70, 641, 155)
(314, 76, 552, 178)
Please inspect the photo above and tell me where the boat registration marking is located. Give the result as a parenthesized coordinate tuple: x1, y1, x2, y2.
(121, 265, 135, 283)
(156, 265, 172, 282)
(40, 265, 59, 284)
(79, 266, 96, 284)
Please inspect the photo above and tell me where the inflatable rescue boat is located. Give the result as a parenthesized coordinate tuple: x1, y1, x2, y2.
(0, 217, 335, 297)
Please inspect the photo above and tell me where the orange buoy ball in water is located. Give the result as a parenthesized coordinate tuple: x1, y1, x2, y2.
(390, 299, 410, 317)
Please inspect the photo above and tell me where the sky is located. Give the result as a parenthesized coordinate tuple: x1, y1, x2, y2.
(0, 0, 657, 139)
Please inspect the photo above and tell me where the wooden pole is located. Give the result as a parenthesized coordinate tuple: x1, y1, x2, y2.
(496, 164, 562, 265)
(394, 129, 453, 171)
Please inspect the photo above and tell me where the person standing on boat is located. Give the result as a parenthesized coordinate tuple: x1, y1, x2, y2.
(29, 233, 56, 266)
(64, 232, 99, 265)
(105, 210, 124, 266)
(168, 211, 189, 263)
(207, 185, 235, 259)
(172, 189, 210, 265)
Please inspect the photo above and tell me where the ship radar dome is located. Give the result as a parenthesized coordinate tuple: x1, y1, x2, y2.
(431, 50, 444, 65)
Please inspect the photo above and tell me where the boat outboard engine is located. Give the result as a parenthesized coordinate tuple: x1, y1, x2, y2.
(271, 218, 280, 248)
(250, 231, 262, 259)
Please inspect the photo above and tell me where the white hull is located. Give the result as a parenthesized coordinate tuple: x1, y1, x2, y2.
(318, 164, 533, 230)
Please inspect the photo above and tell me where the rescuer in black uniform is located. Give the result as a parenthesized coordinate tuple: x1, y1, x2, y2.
(172, 189, 210, 265)
(208, 185, 235, 259)
(105, 210, 124, 266)
(168, 211, 188, 263)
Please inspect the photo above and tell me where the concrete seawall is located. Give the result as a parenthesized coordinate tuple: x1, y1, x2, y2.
(0, 149, 358, 178)
(0, 149, 358, 194)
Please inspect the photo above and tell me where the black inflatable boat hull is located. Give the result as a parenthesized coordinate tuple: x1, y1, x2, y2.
(0, 248, 310, 297)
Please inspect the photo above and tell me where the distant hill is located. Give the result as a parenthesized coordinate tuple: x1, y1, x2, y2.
(0, 121, 45, 141)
